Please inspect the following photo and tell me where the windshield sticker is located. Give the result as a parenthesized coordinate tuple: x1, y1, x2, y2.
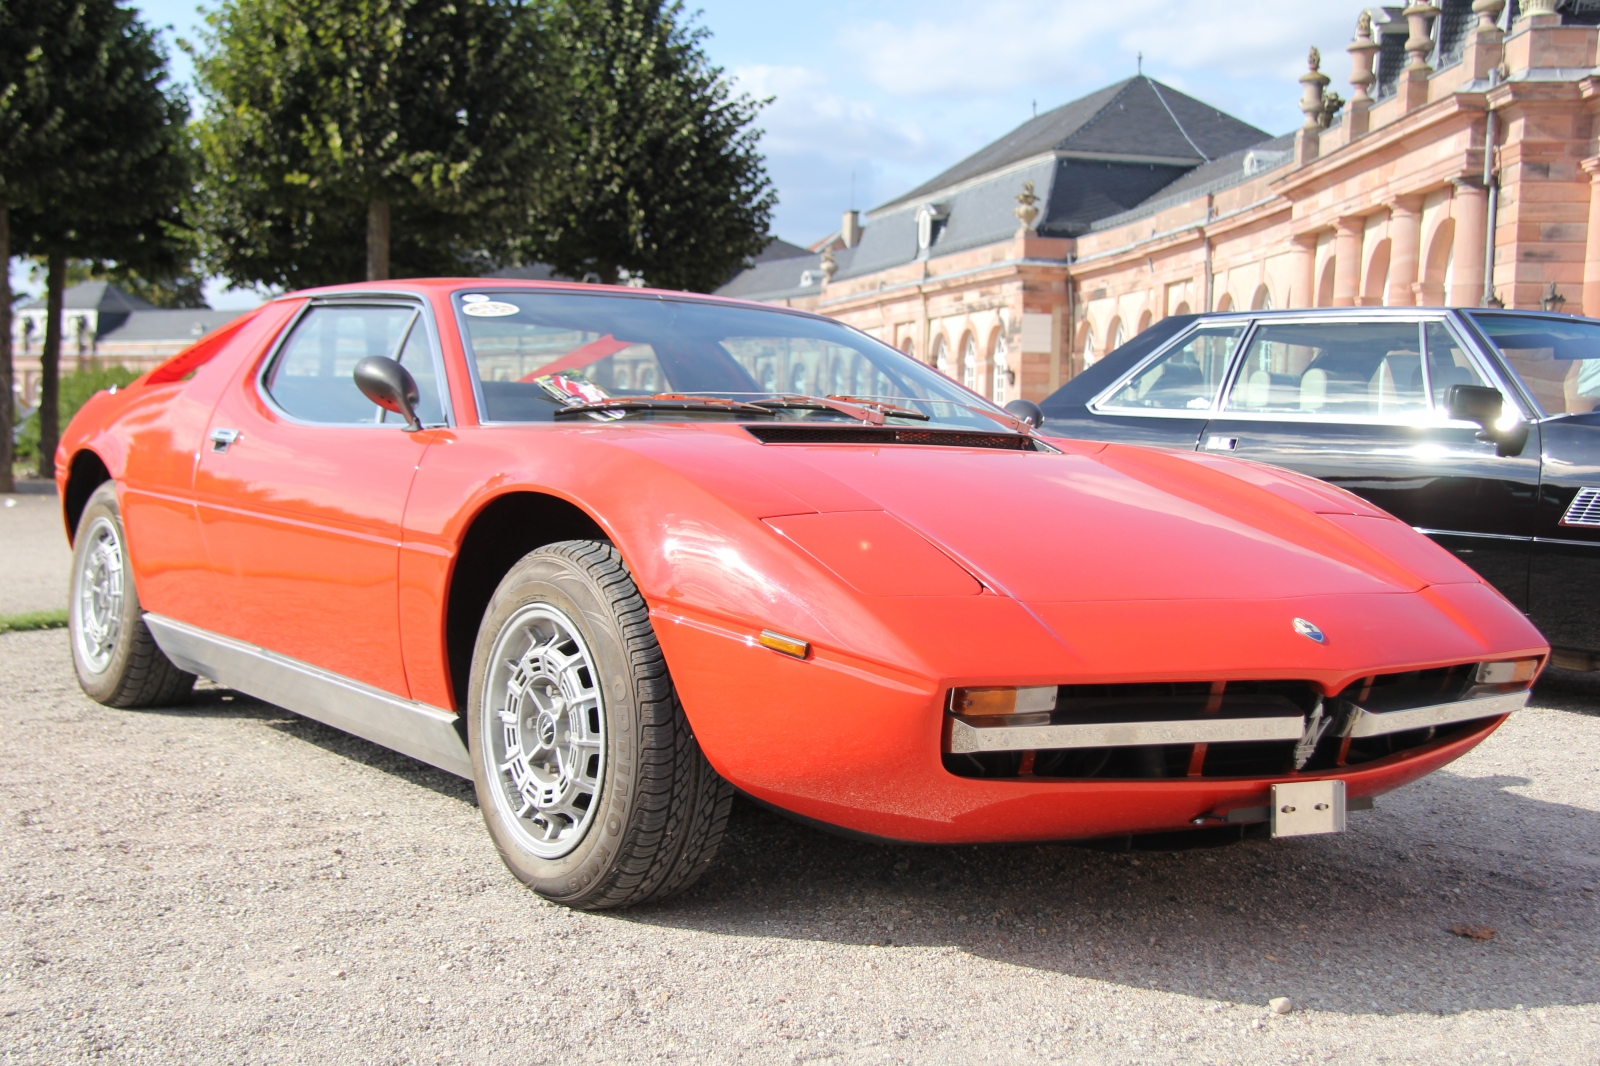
(460, 293, 490, 304)
(462, 300, 520, 318)
(531, 373, 623, 418)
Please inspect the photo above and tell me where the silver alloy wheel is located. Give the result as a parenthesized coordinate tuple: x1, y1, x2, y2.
(73, 515, 126, 674)
(481, 603, 606, 859)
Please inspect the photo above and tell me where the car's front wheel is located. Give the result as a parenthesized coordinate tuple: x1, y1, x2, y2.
(68, 482, 195, 707)
(467, 540, 733, 909)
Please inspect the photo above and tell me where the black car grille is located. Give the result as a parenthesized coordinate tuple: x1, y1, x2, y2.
(943, 665, 1500, 781)
(745, 425, 1042, 450)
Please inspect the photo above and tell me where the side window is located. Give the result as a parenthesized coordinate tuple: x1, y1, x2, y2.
(382, 319, 447, 426)
(1422, 322, 1491, 409)
(1224, 321, 1427, 417)
(1098, 325, 1244, 411)
(265, 305, 416, 424)
(1468, 313, 1600, 416)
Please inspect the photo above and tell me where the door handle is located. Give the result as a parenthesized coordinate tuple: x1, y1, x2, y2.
(209, 428, 241, 453)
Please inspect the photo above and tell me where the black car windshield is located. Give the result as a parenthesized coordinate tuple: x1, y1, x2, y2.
(454, 290, 1011, 431)
(1469, 312, 1600, 416)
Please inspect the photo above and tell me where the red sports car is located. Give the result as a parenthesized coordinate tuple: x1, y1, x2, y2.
(56, 280, 1547, 909)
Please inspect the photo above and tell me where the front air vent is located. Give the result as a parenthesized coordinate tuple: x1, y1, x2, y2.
(1562, 487, 1600, 527)
(745, 425, 1044, 450)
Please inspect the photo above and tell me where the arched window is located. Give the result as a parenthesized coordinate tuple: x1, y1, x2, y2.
(991, 332, 1011, 405)
(958, 333, 976, 385)
(1135, 310, 1152, 335)
(1080, 324, 1097, 368)
(930, 334, 948, 374)
(1317, 257, 1337, 308)
(1173, 302, 1191, 316)
(1107, 317, 1125, 354)
(1251, 284, 1272, 311)
(1364, 238, 1392, 307)
(1214, 293, 1234, 313)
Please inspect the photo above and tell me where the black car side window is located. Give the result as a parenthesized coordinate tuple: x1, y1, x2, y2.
(266, 305, 416, 424)
(1224, 321, 1428, 417)
(1097, 325, 1244, 412)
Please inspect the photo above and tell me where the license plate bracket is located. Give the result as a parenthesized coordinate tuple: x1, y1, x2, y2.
(1270, 780, 1347, 837)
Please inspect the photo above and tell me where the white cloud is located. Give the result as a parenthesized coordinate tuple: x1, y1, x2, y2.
(733, 65, 943, 165)
(839, 0, 1362, 99)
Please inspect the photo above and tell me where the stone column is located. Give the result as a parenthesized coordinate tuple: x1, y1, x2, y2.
(1386, 196, 1424, 307)
(1333, 217, 1364, 306)
(1296, 49, 1330, 166)
(1466, 0, 1506, 80)
(1451, 180, 1489, 307)
(1291, 232, 1319, 308)
(1401, 3, 1440, 112)
(1581, 158, 1600, 317)
(1346, 13, 1380, 139)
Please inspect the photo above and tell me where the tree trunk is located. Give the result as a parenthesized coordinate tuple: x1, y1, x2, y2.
(0, 200, 13, 495)
(367, 200, 391, 281)
(37, 253, 64, 481)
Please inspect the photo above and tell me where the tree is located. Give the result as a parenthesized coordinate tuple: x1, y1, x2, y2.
(519, 0, 776, 292)
(0, 1, 91, 492)
(190, 0, 544, 288)
(27, 256, 210, 310)
(7, 0, 192, 478)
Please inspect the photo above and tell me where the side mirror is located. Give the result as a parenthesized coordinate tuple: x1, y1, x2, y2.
(354, 356, 422, 432)
(1004, 398, 1043, 429)
(1445, 383, 1529, 457)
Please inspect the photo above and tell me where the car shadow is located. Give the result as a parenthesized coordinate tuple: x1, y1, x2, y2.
(133, 677, 1600, 1017)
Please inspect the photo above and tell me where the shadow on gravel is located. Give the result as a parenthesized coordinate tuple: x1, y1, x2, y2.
(131, 682, 475, 805)
(128, 669, 1600, 1018)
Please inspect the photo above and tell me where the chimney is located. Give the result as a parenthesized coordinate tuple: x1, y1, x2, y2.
(841, 210, 861, 249)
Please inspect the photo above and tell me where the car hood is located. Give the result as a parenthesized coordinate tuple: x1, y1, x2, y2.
(717, 435, 1483, 604)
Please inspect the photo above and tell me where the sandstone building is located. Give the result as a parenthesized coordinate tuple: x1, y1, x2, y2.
(718, 1, 1600, 405)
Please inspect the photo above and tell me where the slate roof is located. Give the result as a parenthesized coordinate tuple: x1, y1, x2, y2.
(877, 77, 1270, 212)
(98, 310, 244, 345)
(716, 76, 1281, 302)
(21, 280, 156, 313)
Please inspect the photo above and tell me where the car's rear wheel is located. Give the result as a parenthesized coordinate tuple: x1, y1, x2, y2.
(68, 482, 195, 707)
(467, 540, 733, 909)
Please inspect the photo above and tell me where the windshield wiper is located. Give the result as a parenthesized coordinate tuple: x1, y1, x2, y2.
(552, 395, 777, 420)
(752, 394, 931, 424)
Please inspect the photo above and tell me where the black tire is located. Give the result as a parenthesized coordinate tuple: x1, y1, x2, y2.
(68, 482, 195, 708)
(467, 540, 733, 910)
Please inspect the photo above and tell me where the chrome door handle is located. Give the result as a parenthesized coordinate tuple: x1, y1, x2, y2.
(209, 428, 241, 453)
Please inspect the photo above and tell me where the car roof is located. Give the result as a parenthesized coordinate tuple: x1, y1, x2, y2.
(1040, 305, 1600, 410)
(273, 277, 839, 327)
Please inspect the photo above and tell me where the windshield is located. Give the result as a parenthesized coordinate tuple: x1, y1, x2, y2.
(454, 290, 1012, 431)
(1468, 312, 1600, 416)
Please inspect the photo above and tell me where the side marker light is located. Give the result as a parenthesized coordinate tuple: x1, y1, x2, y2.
(1475, 658, 1540, 685)
(951, 685, 1058, 716)
(758, 630, 810, 659)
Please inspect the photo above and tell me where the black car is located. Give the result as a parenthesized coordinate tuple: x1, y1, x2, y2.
(1039, 307, 1600, 667)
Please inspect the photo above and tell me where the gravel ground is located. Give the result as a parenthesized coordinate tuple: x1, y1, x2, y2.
(0, 488, 69, 617)
(1, 627, 1598, 1064)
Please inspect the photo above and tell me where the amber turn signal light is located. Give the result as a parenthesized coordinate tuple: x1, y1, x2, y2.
(950, 685, 1057, 716)
(758, 629, 810, 659)
(1475, 658, 1540, 686)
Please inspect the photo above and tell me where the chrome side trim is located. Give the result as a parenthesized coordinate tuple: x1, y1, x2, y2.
(1345, 690, 1527, 738)
(947, 714, 1306, 754)
(145, 614, 471, 778)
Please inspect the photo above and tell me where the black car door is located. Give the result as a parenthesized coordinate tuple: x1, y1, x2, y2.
(1466, 311, 1600, 654)
(1198, 315, 1540, 608)
(1040, 319, 1246, 449)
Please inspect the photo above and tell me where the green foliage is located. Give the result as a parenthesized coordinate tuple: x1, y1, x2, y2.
(7, 2, 193, 274)
(189, 0, 544, 287)
(14, 365, 142, 460)
(523, 0, 776, 293)
(0, 610, 69, 634)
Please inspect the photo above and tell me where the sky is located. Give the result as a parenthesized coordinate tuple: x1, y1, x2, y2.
(11, 0, 1362, 307)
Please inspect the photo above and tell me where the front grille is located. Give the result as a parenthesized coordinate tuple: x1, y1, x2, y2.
(943, 665, 1502, 781)
(1561, 487, 1600, 527)
(745, 425, 1042, 450)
